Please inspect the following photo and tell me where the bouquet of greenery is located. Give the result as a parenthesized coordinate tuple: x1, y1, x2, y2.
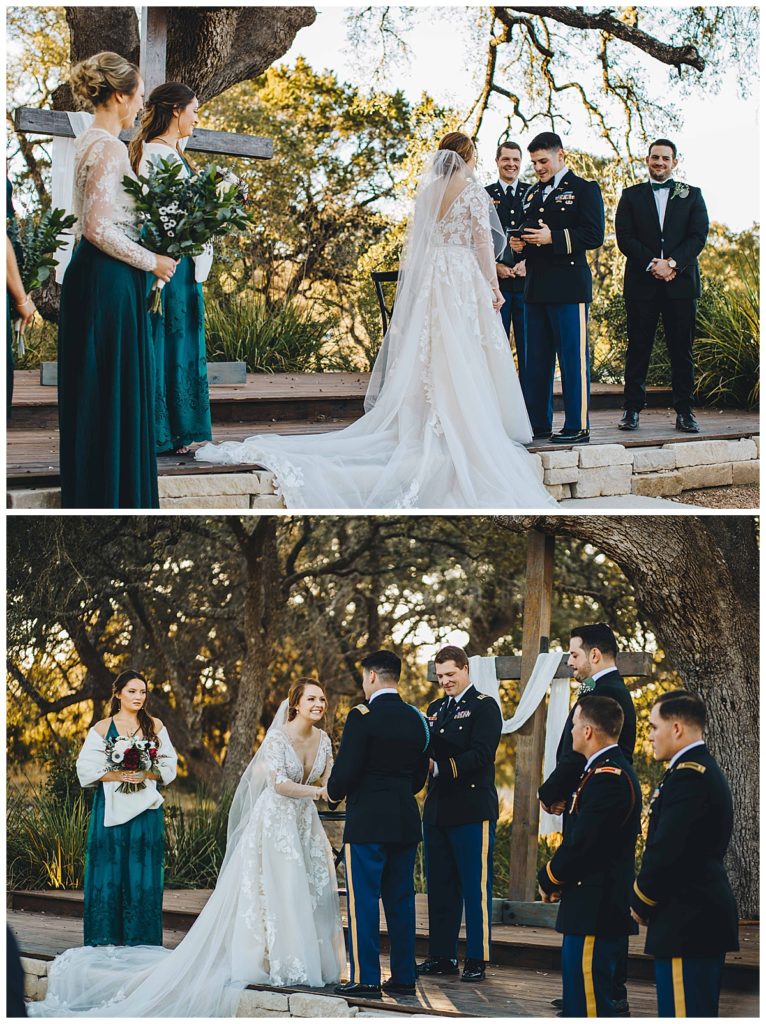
(123, 158, 253, 314)
(10, 205, 77, 354)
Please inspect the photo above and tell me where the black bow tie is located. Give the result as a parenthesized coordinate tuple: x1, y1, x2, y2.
(652, 181, 673, 191)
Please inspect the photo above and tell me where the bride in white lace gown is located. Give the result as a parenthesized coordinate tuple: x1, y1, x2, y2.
(29, 682, 344, 1017)
(196, 133, 555, 509)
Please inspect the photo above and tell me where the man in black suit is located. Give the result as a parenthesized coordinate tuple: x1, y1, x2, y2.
(328, 650, 430, 999)
(510, 131, 605, 444)
(615, 138, 710, 433)
(631, 691, 739, 1017)
(539, 622, 636, 1015)
(417, 645, 503, 983)
(485, 141, 531, 396)
(539, 696, 641, 1017)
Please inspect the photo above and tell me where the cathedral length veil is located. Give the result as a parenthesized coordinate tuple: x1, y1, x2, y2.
(195, 150, 556, 510)
(29, 701, 304, 1018)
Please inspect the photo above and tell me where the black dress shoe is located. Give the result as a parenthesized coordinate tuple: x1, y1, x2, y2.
(533, 429, 553, 440)
(334, 982, 382, 998)
(618, 410, 640, 431)
(461, 958, 486, 982)
(416, 957, 459, 976)
(676, 411, 700, 433)
(550, 428, 590, 444)
(382, 979, 417, 995)
(551, 997, 563, 1008)
(613, 997, 631, 1016)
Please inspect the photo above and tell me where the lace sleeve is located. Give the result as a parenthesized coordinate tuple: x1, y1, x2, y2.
(468, 187, 499, 288)
(265, 732, 318, 800)
(320, 731, 334, 784)
(80, 135, 157, 273)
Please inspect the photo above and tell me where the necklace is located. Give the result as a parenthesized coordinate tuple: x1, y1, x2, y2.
(152, 136, 179, 149)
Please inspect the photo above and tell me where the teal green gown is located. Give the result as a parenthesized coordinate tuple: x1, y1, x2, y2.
(7, 177, 22, 415)
(58, 237, 159, 508)
(83, 720, 165, 947)
(151, 254, 212, 453)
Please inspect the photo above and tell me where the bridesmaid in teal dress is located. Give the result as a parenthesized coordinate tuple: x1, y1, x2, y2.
(76, 670, 177, 946)
(6, 176, 36, 415)
(129, 83, 212, 455)
(58, 53, 176, 508)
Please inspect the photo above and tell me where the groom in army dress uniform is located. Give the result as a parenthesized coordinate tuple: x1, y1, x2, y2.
(510, 132, 605, 444)
(417, 646, 503, 983)
(485, 141, 531, 396)
(328, 650, 430, 999)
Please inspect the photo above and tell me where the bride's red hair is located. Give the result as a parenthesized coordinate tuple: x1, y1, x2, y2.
(287, 678, 327, 721)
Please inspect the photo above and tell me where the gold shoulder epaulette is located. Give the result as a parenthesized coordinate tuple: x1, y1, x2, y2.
(352, 704, 370, 715)
(676, 761, 706, 773)
(595, 766, 623, 776)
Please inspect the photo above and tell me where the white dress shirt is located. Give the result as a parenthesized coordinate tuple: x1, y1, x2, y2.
(368, 687, 398, 703)
(432, 684, 475, 776)
(498, 178, 518, 198)
(668, 738, 705, 770)
(584, 742, 619, 772)
(649, 176, 672, 229)
(541, 166, 568, 199)
(590, 666, 617, 685)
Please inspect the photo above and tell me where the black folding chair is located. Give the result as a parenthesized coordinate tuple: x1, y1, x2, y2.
(370, 270, 399, 335)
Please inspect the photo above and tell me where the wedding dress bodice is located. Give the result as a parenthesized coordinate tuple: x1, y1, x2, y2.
(433, 180, 499, 285)
(72, 127, 156, 273)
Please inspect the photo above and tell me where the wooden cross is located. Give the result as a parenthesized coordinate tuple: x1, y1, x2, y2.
(427, 530, 654, 906)
(15, 6, 272, 161)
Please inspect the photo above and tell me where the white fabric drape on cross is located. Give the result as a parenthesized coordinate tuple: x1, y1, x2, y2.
(52, 111, 94, 282)
(468, 653, 570, 835)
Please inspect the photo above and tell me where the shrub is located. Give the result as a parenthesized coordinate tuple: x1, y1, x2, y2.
(163, 788, 232, 888)
(204, 294, 354, 373)
(7, 785, 89, 890)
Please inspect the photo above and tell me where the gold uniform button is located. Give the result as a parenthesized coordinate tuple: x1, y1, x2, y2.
(570, 261, 575, 265)
(458, 726, 463, 730)
(471, 784, 476, 788)
(539, 206, 544, 212)
(439, 728, 445, 733)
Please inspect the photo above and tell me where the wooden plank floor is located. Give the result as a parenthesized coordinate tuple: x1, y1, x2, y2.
(7, 406, 759, 485)
(8, 909, 757, 1018)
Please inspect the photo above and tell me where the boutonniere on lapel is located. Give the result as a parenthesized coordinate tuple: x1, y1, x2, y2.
(671, 181, 690, 200)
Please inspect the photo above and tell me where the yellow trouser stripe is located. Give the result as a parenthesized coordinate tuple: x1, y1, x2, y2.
(672, 957, 687, 1016)
(634, 880, 658, 907)
(481, 820, 490, 960)
(345, 846, 360, 982)
(579, 303, 588, 430)
(582, 935, 597, 1017)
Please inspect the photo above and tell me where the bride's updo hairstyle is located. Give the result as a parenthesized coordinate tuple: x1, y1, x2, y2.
(286, 678, 327, 721)
(110, 668, 158, 744)
(437, 132, 476, 164)
(129, 82, 196, 174)
(70, 51, 140, 111)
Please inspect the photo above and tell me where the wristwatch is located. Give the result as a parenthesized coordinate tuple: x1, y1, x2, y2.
(667, 258, 677, 269)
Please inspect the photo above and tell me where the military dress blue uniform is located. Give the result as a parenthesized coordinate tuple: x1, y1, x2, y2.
(422, 685, 502, 967)
(327, 692, 430, 988)
(538, 745, 641, 1017)
(631, 742, 739, 1017)
(485, 179, 531, 394)
(519, 169, 605, 438)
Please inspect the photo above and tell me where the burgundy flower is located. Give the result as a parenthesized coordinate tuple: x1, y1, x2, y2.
(122, 747, 141, 771)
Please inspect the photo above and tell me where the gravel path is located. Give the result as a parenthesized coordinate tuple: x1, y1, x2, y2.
(671, 485, 759, 509)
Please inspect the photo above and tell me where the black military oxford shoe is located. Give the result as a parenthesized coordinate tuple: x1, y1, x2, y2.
(676, 411, 701, 433)
(382, 979, 417, 995)
(416, 957, 459, 976)
(334, 982, 382, 998)
(550, 997, 563, 1008)
(550, 428, 590, 444)
(461, 958, 486, 982)
(533, 429, 553, 440)
(618, 410, 640, 430)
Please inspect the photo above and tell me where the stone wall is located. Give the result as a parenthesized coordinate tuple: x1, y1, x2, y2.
(20, 957, 414, 1018)
(532, 435, 759, 501)
(7, 436, 759, 508)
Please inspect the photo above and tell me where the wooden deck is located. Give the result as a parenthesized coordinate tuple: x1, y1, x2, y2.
(8, 896, 758, 1017)
(6, 370, 759, 488)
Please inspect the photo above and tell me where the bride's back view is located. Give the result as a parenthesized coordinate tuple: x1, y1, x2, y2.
(196, 133, 555, 510)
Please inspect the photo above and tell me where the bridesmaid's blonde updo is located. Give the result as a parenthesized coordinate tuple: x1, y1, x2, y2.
(438, 131, 476, 164)
(286, 678, 327, 721)
(70, 51, 140, 110)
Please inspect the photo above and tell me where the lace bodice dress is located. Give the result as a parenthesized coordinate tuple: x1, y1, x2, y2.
(29, 728, 343, 1017)
(72, 128, 156, 272)
(196, 177, 556, 509)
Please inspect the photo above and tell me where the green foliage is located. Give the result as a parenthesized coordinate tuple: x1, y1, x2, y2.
(7, 784, 89, 890)
(205, 293, 354, 373)
(11, 316, 58, 369)
(17, 206, 77, 293)
(163, 789, 232, 888)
